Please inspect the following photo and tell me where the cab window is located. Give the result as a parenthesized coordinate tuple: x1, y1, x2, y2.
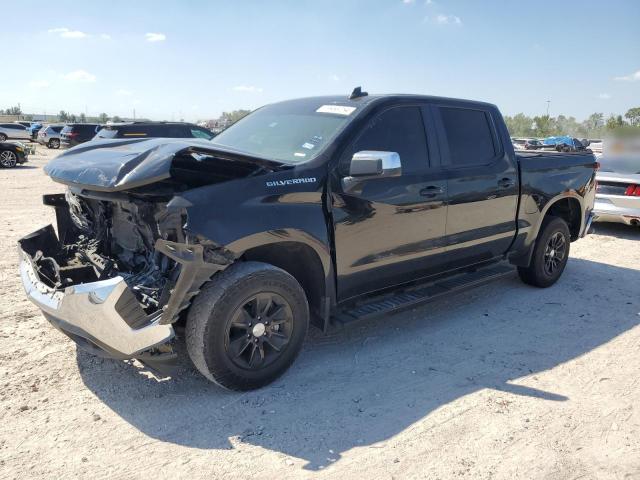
(345, 106, 429, 175)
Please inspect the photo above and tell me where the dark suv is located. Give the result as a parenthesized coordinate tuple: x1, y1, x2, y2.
(60, 124, 100, 148)
(93, 122, 215, 141)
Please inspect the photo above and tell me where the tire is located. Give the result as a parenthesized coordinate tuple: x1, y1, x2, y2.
(518, 216, 570, 288)
(0, 150, 18, 168)
(49, 138, 60, 149)
(0, 134, 7, 142)
(186, 261, 309, 391)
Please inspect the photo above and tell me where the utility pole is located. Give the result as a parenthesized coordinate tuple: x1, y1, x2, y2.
(546, 100, 550, 117)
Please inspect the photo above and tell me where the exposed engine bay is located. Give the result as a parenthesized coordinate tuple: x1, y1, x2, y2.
(27, 189, 232, 324)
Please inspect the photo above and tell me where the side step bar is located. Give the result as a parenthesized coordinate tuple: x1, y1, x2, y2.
(333, 263, 514, 327)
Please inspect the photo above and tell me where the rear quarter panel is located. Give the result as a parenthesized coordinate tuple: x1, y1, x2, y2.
(510, 152, 597, 261)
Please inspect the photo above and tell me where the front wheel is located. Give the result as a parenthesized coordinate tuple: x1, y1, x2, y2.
(518, 216, 570, 288)
(0, 134, 7, 142)
(0, 150, 18, 168)
(49, 138, 60, 149)
(186, 261, 309, 391)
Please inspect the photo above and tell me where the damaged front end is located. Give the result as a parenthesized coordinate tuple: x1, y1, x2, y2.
(18, 139, 277, 369)
(19, 191, 229, 369)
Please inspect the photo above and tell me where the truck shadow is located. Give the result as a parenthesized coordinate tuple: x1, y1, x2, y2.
(77, 257, 639, 471)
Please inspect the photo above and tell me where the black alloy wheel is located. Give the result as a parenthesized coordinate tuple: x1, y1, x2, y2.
(225, 292, 294, 370)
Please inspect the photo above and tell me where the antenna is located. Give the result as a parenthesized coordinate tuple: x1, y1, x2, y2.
(349, 86, 368, 100)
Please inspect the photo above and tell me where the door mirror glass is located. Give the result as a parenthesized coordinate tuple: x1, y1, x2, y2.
(349, 151, 401, 177)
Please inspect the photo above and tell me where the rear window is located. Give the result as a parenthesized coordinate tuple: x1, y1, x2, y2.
(440, 107, 497, 166)
(77, 124, 98, 133)
(61, 126, 73, 134)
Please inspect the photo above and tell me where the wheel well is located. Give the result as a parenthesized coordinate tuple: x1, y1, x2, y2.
(241, 242, 326, 326)
(546, 197, 581, 240)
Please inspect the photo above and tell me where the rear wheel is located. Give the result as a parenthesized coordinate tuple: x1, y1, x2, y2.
(186, 261, 309, 391)
(518, 216, 570, 287)
(48, 138, 60, 149)
(0, 150, 18, 168)
(0, 134, 7, 142)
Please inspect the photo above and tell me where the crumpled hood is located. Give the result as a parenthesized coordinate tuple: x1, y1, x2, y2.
(44, 137, 284, 192)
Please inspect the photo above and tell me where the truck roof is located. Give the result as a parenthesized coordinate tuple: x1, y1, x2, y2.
(277, 93, 498, 111)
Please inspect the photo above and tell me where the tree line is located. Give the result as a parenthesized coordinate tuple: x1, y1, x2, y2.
(0, 105, 145, 123)
(505, 107, 640, 138)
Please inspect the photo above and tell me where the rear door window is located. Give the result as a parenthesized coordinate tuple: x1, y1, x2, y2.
(439, 107, 497, 167)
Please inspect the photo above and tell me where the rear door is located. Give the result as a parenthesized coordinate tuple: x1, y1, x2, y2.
(332, 104, 448, 300)
(435, 104, 519, 268)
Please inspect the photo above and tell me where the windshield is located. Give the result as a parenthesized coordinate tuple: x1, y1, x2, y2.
(210, 101, 357, 164)
(95, 127, 118, 139)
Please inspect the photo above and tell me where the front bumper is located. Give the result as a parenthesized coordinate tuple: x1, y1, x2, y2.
(593, 196, 640, 226)
(19, 241, 174, 359)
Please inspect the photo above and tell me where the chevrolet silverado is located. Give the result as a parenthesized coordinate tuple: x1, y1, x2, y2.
(18, 89, 597, 390)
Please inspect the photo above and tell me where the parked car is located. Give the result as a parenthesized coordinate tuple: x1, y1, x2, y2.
(93, 122, 215, 140)
(60, 124, 100, 148)
(28, 123, 43, 140)
(525, 139, 543, 150)
(0, 141, 29, 168)
(511, 138, 527, 150)
(594, 139, 640, 226)
(37, 125, 64, 149)
(19, 91, 597, 390)
(13, 121, 32, 128)
(543, 136, 590, 152)
(0, 123, 31, 142)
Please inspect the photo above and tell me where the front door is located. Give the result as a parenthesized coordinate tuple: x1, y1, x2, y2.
(331, 104, 448, 301)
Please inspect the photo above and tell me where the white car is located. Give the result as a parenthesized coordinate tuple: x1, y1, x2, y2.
(0, 123, 31, 142)
(36, 125, 64, 149)
(594, 153, 640, 226)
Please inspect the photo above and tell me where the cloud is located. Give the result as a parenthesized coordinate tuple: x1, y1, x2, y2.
(402, 0, 415, 4)
(115, 89, 133, 96)
(62, 70, 96, 82)
(329, 74, 340, 82)
(614, 70, 640, 82)
(424, 14, 462, 25)
(233, 85, 263, 93)
(436, 14, 462, 24)
(145, 32, 166, 42)
(28, 80, 50, 88)
(48, 27, 87, 39)
(598, 93, 611, 100)
(100, 33, 112, 40)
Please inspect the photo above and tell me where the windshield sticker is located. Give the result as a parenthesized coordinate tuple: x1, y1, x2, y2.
(301, 142, 315, 150)
(316, 105, 356, 116)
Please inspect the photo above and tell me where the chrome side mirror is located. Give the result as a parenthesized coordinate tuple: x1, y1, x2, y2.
(349, 151, 401, 178)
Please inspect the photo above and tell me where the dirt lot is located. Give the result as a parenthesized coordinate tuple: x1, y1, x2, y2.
(1, 146, 639, 480)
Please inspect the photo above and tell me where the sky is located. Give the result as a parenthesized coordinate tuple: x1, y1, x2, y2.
(1, 0, 638, 122)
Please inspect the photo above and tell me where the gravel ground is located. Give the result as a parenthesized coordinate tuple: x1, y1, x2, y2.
(1, 146, 639, 480)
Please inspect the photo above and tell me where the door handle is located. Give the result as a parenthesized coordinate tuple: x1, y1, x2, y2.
(498, 178, 515, 188)
(419, 185, 444, 198)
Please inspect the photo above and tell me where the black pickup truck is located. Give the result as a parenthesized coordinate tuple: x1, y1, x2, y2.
(18, 90, 596, 390)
